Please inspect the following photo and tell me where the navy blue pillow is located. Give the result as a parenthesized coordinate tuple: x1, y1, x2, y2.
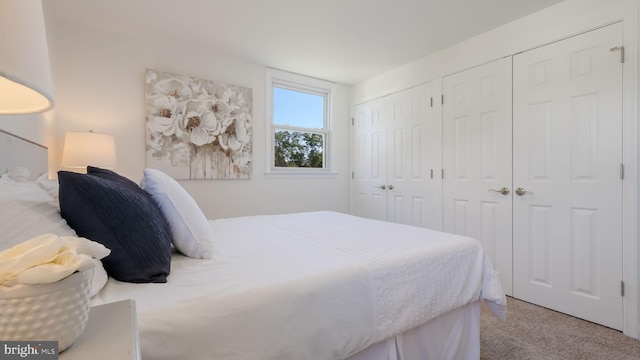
(86, 166, 140, 189)
(58, 170, 172, 283)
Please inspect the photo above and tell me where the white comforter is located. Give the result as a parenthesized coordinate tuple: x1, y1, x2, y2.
(96, 211, 506, 360)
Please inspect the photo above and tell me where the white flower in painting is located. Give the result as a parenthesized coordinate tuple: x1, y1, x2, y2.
(233, 152, 251, 169)
(189, 81, 203, 98)
(145, 70, 158, 84)
(146, 130, 164, 152)
(190, 127, 209, 146)
(155, 78, 192, 100)
(222, 87, 249, 113)
(148, 114, 183, 137)
(182, 100, 224, 146)
(213, 100, 230, 124)
(147, 86, 187, 138)
(170, 141, 192, 167)
(218, 133, 230, 151)
(147, 96, 184, 138)
(150, 93, 178, 113)
(230, 119, 249, 151)
(200, 82, 220, 99)
(228, 136, 242, 152)
(219, 117, 250, 152)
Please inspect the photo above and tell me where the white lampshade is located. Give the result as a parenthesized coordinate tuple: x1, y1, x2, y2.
(0, 0, 54, 114)
(61, 131, 117, 171)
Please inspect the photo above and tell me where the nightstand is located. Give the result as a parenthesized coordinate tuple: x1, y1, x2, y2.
(60, 300, 141, 360)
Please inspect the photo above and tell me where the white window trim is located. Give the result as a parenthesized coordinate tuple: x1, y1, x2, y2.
(265, 68, 338, 177)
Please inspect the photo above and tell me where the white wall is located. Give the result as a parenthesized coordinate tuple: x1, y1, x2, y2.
(0, 113, 50, 146)
(350, 0, 639, 338)
(45, 17, 350, 219)
(352, 0, 636, 102)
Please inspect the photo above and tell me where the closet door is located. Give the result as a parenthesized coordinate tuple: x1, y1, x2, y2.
(512, 23, 623, 329)
(351, 97, 391, 221)
(443, 58, 513, 295)
(351, 83, 436, 228)
(386, 83, 435, 228)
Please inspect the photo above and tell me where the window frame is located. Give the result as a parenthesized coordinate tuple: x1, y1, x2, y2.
(266, 68, 336, 177)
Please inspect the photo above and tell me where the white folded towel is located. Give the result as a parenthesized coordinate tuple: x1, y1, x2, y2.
(0, 233, 110, 286)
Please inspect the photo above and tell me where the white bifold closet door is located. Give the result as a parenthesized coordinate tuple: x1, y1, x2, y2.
(351, 83, 438, 229)
(386, 84, 436, 227)
(442, 57, 513, 295)
(512, 23, 623, 330)
(352, 97, 391, 222)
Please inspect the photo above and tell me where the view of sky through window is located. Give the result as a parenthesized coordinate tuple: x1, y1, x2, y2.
(273, 87, 324, 129)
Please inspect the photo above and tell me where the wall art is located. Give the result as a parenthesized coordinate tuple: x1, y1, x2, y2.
(145, 69, 252, 179)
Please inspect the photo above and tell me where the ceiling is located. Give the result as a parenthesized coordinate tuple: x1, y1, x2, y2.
(44, 0, 565, 84)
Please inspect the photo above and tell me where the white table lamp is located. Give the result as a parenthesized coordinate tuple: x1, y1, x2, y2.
(61, 131, 117, 171)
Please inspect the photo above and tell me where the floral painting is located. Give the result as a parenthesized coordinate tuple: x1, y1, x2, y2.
(145, 69, 252, 179)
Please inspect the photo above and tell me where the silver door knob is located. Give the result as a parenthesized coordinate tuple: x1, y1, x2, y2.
(488, 187, 510, 195)
(515, 187, 533, 196)
(388, 184, 394, 190)
(377, 185, 386, 190)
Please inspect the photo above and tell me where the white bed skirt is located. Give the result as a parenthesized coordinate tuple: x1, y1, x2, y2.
(347, 301, 480, 360)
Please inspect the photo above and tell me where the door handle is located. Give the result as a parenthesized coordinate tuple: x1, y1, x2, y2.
(515, 187, 533, 196)
(376, 185, 386, 190)
(488, 187, 510, 195)
(388, 184, 394, 190)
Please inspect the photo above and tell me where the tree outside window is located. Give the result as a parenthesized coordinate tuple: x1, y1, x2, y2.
(274, 130, 324, 168)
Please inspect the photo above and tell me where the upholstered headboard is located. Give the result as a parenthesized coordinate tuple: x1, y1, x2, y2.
(0, 129, 48, 179)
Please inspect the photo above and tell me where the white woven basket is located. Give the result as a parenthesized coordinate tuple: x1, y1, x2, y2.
(0, 269, 93, 352)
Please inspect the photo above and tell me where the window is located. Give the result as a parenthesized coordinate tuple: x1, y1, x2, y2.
(267, 69, 333, 174)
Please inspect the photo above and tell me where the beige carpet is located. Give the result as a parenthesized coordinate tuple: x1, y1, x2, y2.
(480, 297, 640, 360)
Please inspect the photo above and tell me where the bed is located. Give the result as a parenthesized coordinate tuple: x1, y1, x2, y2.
(0, 130, 506, 360)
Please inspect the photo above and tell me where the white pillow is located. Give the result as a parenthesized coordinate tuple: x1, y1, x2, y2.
(0, 178, 109, 297)
(140, 168, 214, 259)
(4, 166, 31, 182)
(0, 175, 55, 205)
(89, 258, 108, 297)
(35, 173, 60, 204)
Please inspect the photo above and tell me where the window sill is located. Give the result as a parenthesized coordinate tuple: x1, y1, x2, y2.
(264, 170, 339, 179)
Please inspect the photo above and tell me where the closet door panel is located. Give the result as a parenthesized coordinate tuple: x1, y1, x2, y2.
(387, 83, 434, 228)
(513, 22, 623, 330)
(443, 58, 513, 295)
(351, 83, 437, 229)
(351, 99, 390, 221)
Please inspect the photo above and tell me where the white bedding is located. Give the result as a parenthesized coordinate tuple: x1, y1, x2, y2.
(96, 211, 506, 360)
